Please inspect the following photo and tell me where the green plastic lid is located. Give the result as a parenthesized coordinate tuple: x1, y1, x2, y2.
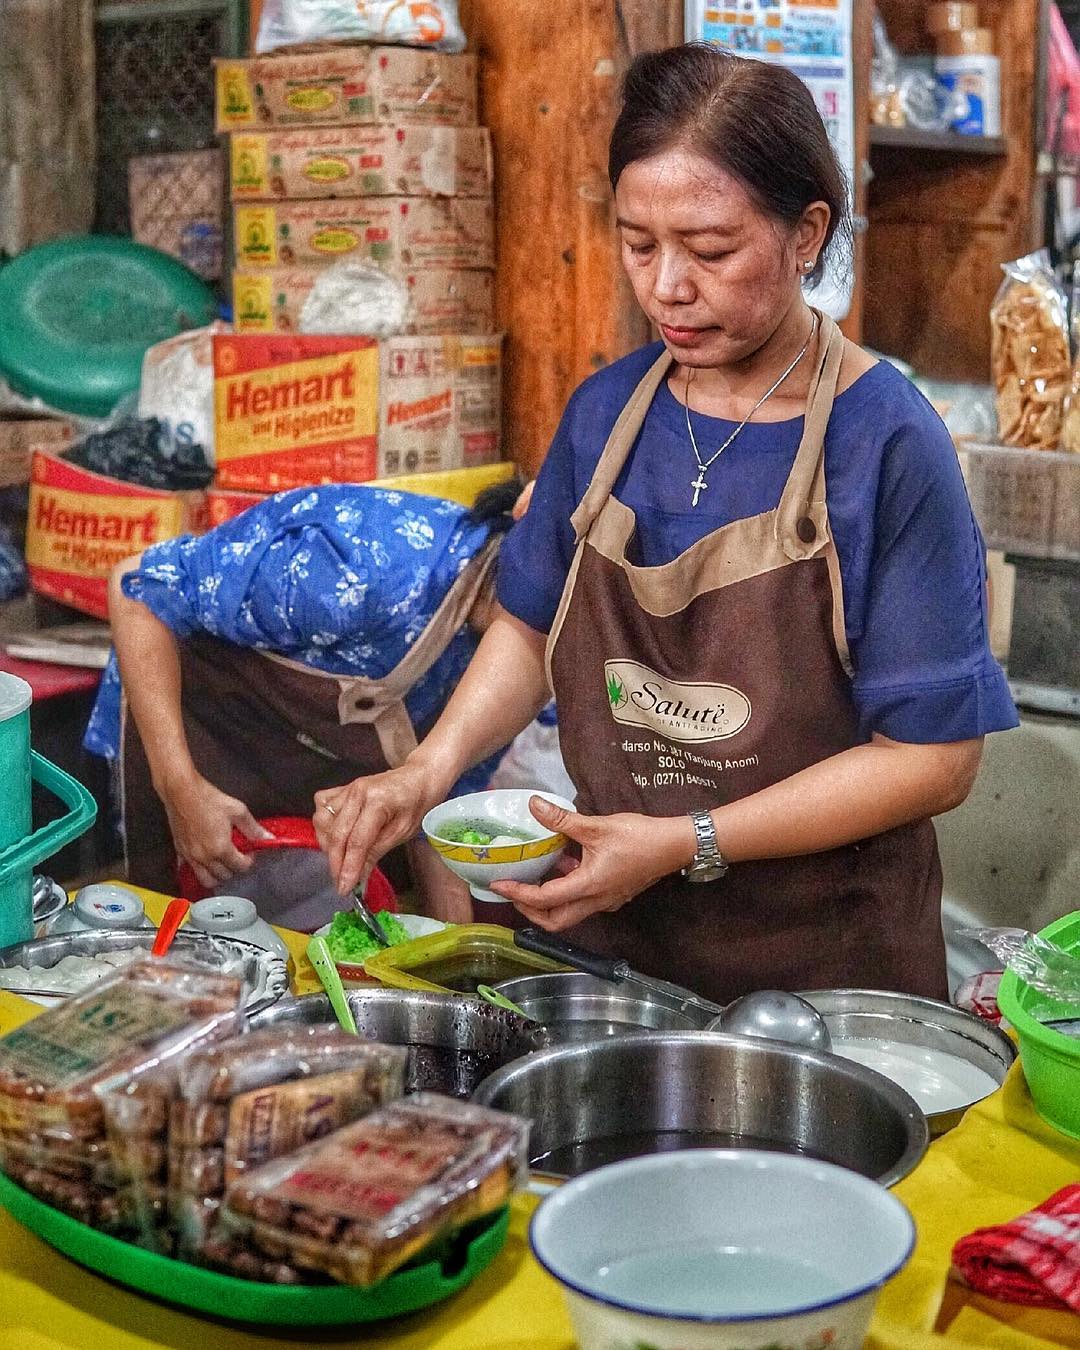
(0, 235, 216, 418)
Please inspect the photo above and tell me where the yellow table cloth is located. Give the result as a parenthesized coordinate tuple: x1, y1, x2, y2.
(1, 888, 1079, 1349)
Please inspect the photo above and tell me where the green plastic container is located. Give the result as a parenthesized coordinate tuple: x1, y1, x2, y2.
(0, 672, 97, 948)
(0, 1172, 509, 1326)
(0, 235, 216, 418)
(997, 910, 1080, 1140)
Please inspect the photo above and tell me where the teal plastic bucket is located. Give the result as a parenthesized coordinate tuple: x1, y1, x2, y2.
(0, 672, 98, 948)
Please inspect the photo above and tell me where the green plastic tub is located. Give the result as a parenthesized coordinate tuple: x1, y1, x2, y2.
(997, 910, 1080, 1140)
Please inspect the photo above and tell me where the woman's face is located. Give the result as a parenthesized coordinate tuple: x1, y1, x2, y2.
(614, 146, 812, 369)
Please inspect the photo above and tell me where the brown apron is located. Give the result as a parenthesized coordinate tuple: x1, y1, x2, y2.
(120, 538, 499, 892)
(541, 316, 947, 1004)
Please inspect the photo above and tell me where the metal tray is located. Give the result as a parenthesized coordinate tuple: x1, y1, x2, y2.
(799, 988, 1016, 1135)
(493, 971, 715, 1041)
(0, 929, 289, 1016)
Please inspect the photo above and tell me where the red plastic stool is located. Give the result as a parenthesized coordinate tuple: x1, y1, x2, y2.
(176, 815, 396, 933)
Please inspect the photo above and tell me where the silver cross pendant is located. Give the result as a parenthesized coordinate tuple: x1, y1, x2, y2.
(690, 472, 708, 507)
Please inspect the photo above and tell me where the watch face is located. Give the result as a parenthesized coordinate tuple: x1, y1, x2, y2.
(685, 860, 727, 884)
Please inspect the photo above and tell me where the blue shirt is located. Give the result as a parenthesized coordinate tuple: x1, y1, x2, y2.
(85, 484, 502, 794)
(497, 345, 1017, 745)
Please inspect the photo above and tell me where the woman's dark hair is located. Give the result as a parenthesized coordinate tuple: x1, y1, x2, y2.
(609, 44, 850, 284)
(466, 476, 525, 534)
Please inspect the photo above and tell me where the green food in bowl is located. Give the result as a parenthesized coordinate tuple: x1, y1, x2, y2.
(435, 819, 538, 846)
(326, 910, 410, 963)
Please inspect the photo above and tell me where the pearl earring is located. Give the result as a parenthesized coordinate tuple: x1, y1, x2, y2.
(802, 258, 815, 273)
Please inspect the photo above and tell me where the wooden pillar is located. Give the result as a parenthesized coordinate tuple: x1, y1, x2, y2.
(459, 0, 683, 475)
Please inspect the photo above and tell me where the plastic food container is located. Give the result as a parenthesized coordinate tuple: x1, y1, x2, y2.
(361, 923, 569, 994)
(997, 910, 1080, 1139)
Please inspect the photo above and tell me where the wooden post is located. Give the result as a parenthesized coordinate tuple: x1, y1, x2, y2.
(459, 0, 683, 475)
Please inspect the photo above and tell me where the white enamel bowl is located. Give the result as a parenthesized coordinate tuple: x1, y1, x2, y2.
(529, 1149, 915, 1350)
(422, 789, 574, 902)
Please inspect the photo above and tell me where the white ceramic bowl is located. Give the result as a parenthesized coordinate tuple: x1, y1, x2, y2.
(422, 788, 573, 902)
(529, 1150, 915, 1350)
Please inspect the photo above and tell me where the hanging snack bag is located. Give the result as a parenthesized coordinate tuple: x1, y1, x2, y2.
(167, 1027, 406, 1264)
(991, 249, 1071, 450)
(256, 0, 466, 55)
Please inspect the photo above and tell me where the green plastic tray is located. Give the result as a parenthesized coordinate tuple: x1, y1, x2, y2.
(0, 1172, 508, 1326)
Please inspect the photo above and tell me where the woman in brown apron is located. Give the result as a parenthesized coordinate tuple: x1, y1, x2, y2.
(105, 483, 510, 919)
(316, 47, 1017, 1000)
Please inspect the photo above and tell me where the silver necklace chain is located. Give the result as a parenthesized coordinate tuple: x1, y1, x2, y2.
(683, 314, 818, 507)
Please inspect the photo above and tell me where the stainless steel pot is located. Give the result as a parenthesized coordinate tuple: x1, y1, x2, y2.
(250, 988, 545, 1097)
(473, 1030, 928, 1185)
(799, 988, 1017, 1136)
(493, 971, 715, 1041)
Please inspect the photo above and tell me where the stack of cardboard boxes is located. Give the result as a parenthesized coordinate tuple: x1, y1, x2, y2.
(213, 45, 503, 499)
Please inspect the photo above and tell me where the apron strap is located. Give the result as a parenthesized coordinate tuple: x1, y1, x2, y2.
(775, 314, 845, 561)
(569, 348, 673, 544)
(259, 533, 500, 724)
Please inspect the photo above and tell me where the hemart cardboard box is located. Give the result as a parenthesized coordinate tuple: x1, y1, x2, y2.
(230, 126, 492, 201)
(233, 267, 495, 336)
(213, 333, 501, 491)
(26, 452, 208, 619)
(234, 197, 494, 270)
(215, 49, 477, 132)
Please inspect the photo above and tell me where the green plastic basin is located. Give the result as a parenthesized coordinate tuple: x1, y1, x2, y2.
(0, 236, 216, 418)
(997, 910, 1080, 1140)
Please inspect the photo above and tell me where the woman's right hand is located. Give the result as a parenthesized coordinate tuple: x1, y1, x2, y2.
(160, 771, 270, 890)
(314, 761, 441, 895)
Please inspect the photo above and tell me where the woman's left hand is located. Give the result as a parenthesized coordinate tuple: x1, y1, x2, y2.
(491, 797, 694, 931)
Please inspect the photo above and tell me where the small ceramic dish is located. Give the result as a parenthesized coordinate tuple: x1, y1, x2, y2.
(422, 789, 573, 902)
(529, 1149, 915, 1350)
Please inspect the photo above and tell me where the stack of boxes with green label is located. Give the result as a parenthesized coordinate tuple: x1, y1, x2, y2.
(212, 46, 505, 501)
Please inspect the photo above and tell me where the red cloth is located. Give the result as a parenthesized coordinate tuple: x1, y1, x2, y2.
(0, 652, 99, 700)
(952, 1185, 1080, 1311)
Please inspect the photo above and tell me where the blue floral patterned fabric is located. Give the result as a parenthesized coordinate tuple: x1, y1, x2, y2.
(85, 484, 501, 795)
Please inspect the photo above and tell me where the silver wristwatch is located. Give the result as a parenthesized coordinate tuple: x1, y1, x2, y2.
(682, 809, 729, 884)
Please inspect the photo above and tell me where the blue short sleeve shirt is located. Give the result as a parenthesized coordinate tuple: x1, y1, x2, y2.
(496, 346, 1017, 745)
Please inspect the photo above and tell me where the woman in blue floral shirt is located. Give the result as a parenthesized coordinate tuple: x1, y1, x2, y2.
(87, 480, 521, 920)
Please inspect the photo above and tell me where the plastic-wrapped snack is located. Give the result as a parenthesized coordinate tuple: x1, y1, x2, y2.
(255, 0, 466, 55)
(0, 961, 242, 1237)
(168, 1027, 405, 1260)
(0, 961, 242, 1146)
(219, 1093, 528, 1286)
(991, 250, 1071, 450)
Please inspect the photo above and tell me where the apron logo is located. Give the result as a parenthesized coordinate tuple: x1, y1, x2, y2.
(603, 660, 751, 744)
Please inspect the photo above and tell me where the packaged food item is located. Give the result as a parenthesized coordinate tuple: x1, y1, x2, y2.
(168, 1027, 405, 1260)
(229, 126, 492, 202)
(218, 1093, 528, 1285)
(991, 251, 1071, 450)
(254, 0, 466, 55)
(216, 49, 477, 132)
(926, 2, 977, 35)
(234, 197, 495, 272)
(0, 961, 242, 1233)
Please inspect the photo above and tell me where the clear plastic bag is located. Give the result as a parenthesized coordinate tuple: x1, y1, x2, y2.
(0, 961, 243, 1238)
(991, 250, 1071, 449)
(168, 1027, 406, 1261)
(217, 1093, 528, 1285)
(256, 0, 466, 55)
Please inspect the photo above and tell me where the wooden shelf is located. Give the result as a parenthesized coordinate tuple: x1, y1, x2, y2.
(870, 125, 1008, 156)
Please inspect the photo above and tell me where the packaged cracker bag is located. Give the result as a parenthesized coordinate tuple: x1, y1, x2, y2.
(991, 249, 1071, 450)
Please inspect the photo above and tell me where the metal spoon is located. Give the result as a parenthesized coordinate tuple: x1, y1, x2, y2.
(705, 990, 832, 1053)
(349, 876, 388, 949)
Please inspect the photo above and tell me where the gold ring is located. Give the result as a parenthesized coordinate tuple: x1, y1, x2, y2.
(324, 803, 338, 817)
